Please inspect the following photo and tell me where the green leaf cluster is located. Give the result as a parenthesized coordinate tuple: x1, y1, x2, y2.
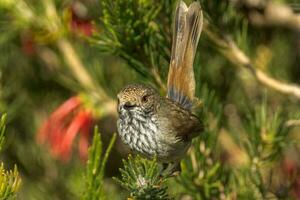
(0, 114, 21, 200)
(82, 127, 116, 200)
(114, 155, 170, 200)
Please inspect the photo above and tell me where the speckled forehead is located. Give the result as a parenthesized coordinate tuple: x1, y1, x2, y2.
(117, 85, 149, 101)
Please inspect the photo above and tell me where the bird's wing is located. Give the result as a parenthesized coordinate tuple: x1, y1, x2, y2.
(159, 99, 204, 141)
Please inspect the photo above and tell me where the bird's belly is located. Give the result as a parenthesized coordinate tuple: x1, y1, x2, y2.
(117, 117, 190, 162)
(117, 117, 159, 157)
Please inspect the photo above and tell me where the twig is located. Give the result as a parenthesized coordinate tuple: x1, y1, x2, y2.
(285, 119, 300, 127)
(151, 67, 167, 93)
(57, 38, 117, 116)
(204, 25, 300, 100)
(218, 129, 249, 166)
(57, 39, 96, 92)
(37, 41, 117, 117)
(233, 0, 300, 30)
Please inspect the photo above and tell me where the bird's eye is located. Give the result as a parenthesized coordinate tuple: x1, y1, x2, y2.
(141, 95, 149, 103)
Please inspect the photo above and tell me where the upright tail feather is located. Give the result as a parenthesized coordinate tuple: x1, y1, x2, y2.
(167, 1, 203, 110)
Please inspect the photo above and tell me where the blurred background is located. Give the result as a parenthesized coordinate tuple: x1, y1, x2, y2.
(0, 0, 300, 199)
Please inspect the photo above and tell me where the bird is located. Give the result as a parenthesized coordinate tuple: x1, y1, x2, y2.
(117, 0, 204, 174)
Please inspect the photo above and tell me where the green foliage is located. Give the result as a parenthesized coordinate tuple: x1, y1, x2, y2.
(96, 0, 174, 86)
(229, 102, 291, 199)
(0, 0, 300, 199)
(114, 155, 170, 200)
(0, 114, 7, 153)
(179, 147, 225, 199)
(177, 94, 293, 199)
(244, 100, 289, 161)
(0, 164, 20, 200)
(177, 86, 226, 199)
(82, 127, 116, 200)
(0, 114, 21, 200)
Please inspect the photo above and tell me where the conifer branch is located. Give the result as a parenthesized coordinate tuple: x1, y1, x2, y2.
(57, 39, 97, 93)
(285, 119, 300, 127)
(204, 25, 300, 100)
(114, 155, 170, 200)
(233, 0, 300, 30)
(0, 114, 21, 199)
(82, 127, 116, 200)
(0, 114, 7, 153)
(96, 0, 172, 90)
(56, 38, 118, 117)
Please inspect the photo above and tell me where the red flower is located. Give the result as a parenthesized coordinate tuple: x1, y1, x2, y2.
(37, 96, 94, 162)
(21, 33, 35, 56)
(281, 157, 300, 199)
(69, 6, 95, 36)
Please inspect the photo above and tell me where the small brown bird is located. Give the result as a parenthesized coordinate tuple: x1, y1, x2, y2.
(117, 0, 203, 172)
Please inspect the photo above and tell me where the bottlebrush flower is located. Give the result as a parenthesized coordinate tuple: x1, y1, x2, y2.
(21, 33, 35, 56)
(69, 4, 95, 37)
(37, 96, 94, 162)
(281, 157, 300, 199)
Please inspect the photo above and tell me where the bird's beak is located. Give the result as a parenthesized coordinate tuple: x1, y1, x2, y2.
(118, 102, 135, 113)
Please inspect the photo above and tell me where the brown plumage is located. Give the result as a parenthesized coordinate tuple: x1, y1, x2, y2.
(117, 1, 204, 172)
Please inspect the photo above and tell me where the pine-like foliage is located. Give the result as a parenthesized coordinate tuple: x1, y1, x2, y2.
(0, 115, 6, 153)
(0, 164, 20, 200)
(0, 0, 300, 199)
(95, 0, 300, 199)
(0, 114, 21, 200)
(114, 155, 170, 200)
(82, 127, 116, 200)
(97, 0, 173, 88)
(177, 96, 293, 199)
(177, 86, 224, 199)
